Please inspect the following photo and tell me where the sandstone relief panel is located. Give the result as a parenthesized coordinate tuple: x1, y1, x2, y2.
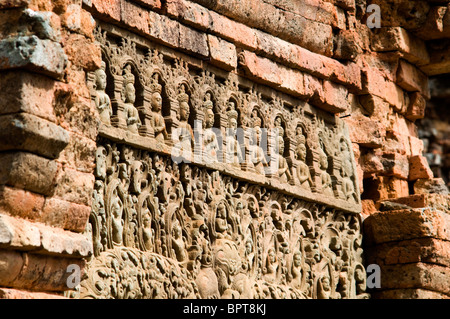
(78, 25, 367, 299)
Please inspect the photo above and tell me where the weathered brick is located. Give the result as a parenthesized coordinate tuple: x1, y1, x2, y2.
(61, 4, 95, 37)
(238, 50, 306, 98)
(414, 178, 449, 195)
(0, 249, 86, 292)
(177, 20, 209, 57)
(148, 10, 209, 57)
(314, 80, 350, 113)
(53, 167, 95, 206)
(409, 155, 434, 181)
(166, 0, 211, 31)
(362, 67, 406, 111)
(0, 152, 58, 196)
(207, 34, 237, 71)
(90, 0, 121, 22)
(361, 151, 384, 178)
(0, 186, 45, 221)
(0, 213, 92, 257)
(346, 118, 385, 148)
(377, 263, 450, 296)
(0, 287, 66, 299)
(120, 0, 150, 35)
(371, 289, 450, 299)
(396, 60, 430, 98)
(405, 92, 427, 121)
(208, 10, 258, 50)
(0, 113, 69, 159)
(0, 71, 56, 122)
(380, 152, 410, 179)
(0, 35, 67, 79)
(370, 27, 430, 66)
(0, 214, 41, 250)
(386, 194, 449, 211)
(365, 208, 450, 245)
(42, 197, 90, 232)
(409, 135, 424, 156)
(363, 176, 409, 202)
(63, 33, 101, 72)
(365, 238, 450, 267)
(193, 0, 333, 56)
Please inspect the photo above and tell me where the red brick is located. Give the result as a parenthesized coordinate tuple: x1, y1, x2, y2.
(371, 289, 450, 299)
(53, 167, 95, 206)
(346, 118, 385, 148)
(238, 50, 306, 98)
(91, 0, 121, 22)
(363, 176, 409, 202)
(207, 34, 237, 70)
(120, 0, 150, 35)
(364, 208, 450, 244)
(380, 152, 410, 179)
(208, 10, 258, 50)
(0, 186, 45, 221)
(405, 92, 426, 121)
(378, 263, 450, 296)
(0, 71, 56, 122)
(314, 80, 350, 113)
(42, 198, 90, 232)
(64, 33, 102, 72)
(409, 155, 434, 181)
(0, 288, 66, 299)
(361, 199, 377, 219)
(370, 27, 430, 66)
(362, 67, 406, 111)
(396, 60, 430, 98)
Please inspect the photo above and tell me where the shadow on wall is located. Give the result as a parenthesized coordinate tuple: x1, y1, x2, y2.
(418, 74, 450, 190)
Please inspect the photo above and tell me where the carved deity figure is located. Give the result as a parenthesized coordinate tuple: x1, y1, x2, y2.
(142, 208, 154, 251)
(274, 135, 292, 183)
(123, 65, 141, 134)
(225, 101, 243, 167)
(249, 115, 267, 175)
(339, 139, 357, 203)
(111, 188, 124, 245)
(202, 93, 219, 161)
(296, 143, 313, 190)
(94, 61, 112, 125)
(177, 85, 194, 155)
(171, 218, 187, 263)
(290, 251, 304, 290)
(263, 247, 279, 284)
(317, 275, 332, 299)
(150, 73, 167, 142)
(319, 151, 334, 196)
(215, 201, 230, 239)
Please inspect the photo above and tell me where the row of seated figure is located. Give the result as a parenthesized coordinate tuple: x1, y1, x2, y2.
(92, 61, 357, 202)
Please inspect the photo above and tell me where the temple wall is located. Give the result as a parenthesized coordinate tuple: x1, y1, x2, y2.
(0, 0, 448, 299)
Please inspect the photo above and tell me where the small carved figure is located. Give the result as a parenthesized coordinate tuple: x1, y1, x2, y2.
(225, 101, 243, 167)
(295, 143, 313, 190)
(177, 85, 194, 155)
(202, 93, 219, 161)
(319, 152, 333, 196)
(94, 61, 112, 125)
(150, 74, 167, 142)
(123, 65, 141, 134)
(274, 135, 292, 183)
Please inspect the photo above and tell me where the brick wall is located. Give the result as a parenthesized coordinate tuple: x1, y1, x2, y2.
(0, 0, 449, 298)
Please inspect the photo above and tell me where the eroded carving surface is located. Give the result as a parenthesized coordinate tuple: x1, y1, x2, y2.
(80, 27, 367, 299)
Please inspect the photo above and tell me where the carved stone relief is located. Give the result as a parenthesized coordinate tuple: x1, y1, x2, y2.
(80, 26, 367, 299)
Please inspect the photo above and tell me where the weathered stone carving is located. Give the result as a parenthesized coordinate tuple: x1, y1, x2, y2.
(81, 27, 367, 299)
